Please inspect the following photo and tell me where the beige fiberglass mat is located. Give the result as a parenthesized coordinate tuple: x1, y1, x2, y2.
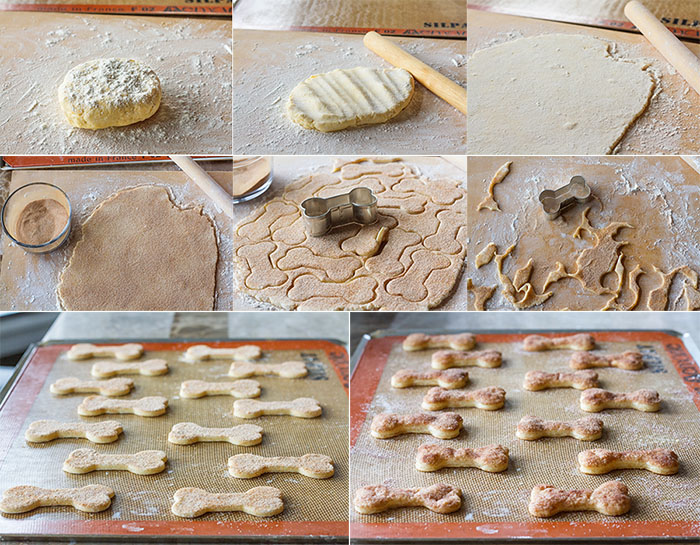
(0, 346, 348, 523)
(350, 337, 700, 524)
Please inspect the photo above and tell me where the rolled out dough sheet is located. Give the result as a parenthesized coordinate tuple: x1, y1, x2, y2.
(0, 170, 233, 310)
(468, 33, 656, 155)
(234, 30, 466, 155)
(0, 12, 232, 154)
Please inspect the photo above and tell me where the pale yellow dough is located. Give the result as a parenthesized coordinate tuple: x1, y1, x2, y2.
(286, 66, 414, 132)
(58, 58, 161, 129)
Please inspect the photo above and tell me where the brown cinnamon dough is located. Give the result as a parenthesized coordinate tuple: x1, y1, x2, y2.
(57, 186, 217, 310)
(16, 199, 68, 245)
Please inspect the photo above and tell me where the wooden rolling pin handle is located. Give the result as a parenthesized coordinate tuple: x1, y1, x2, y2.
(624, 0, 700, 96)
(363, 31, 467, 115)
(169, 156, 233, 219)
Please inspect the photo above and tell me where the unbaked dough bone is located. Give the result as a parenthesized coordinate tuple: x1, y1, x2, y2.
(179, 379, 261, 399)
(229, 360, 307, 379)
(67, 343, 143, 361)
(228, 453, 334, 479)
(0, 484, 114, 514)
(468, 34, 656, 154)
(171, 486, 283, 518)
(50, 377, 133, 397)
(185, 344, 262, 362)
(25, 420, 123, 444)
(233, 397, 322, 419)
(78, 395, 168, 417)
(91, 359, 168, 378)
(168, 422, 263, 446)
(63, 448, 166, 475)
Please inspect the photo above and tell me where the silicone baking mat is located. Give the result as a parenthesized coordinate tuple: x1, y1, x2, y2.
(0, 340, 349, 541)
(350, 330, 700, 541)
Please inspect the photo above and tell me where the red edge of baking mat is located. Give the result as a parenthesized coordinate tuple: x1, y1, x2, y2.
(0, 4, 231, 14)
(467, 4, 700, 40)
(350, 331, 700, 540)
(0, 340, 349, 538)
(232, 23, 466, 38)
(2, 156, 231, 169)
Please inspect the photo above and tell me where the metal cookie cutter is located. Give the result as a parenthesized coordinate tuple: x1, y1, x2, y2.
(301, 187, 378, 236)
(538, 176, 592, 220)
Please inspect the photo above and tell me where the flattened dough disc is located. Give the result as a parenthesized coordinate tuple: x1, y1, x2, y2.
(467, 34, 656, 155)
(58, 185, 217, 310)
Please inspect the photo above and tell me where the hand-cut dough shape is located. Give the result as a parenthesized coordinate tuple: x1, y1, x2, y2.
(234, 158, 466, 310)
(468, 34, 655, 154)
(529, 481, 630, 517)
(0, 485, 114, 514)
(516, 415, 603, 441)
(63, 448, 166, 475)
(50, 377, 134, 397)
(228, 453, 334, 479)
(171, 486, 283, 518)
(416, 443, 508, 472)
(578, 448, 679, 475)
(168, 423, 263, 445)
(92, 359, 168, 378)
(78, 395, 168, 417)
(58, 186, 217, 311)
(354, 484, 461, 514)
(67, 343, 143, 361)
(477, 162, 511, 211)
(25, 420, 123, 443)
(370, 412, 463, 439)
(58, 58, 161, 129)
(287, 67, 414, 132)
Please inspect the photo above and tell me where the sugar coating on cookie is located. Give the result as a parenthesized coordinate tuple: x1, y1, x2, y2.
(354, 483, 462, 514)
(58, 58, 161, 129)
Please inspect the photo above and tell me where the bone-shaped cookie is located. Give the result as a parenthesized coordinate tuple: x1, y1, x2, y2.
(0, 484, 115, 514)
(180, 379, 261, 399)
(570, 351, 644, 370)
(233, 397, 321, 419)
(578, 448, 679, 475)
(25, 420, 123, 444)
(522, 334, 595, 352)
(63, 448, 167, 475)
(354, 483, 462, 514)
(50, 377, 134, 397)
(403, 333, 476, 351)
(185, 344, 262, 362)
(371, 412, 463, 439)
(391, 369, 469, 389)
(171, 486, 283, 518)
(516, 415, 603, 441)
(168, 423, 263, 446)
(528, 481, 630, 517)
(431, 350, 502, 369)
(78, 395, 168, 417)
(229, 361, 308, 379)
(91, 359, 168, 378)
(67, 343, 143, 361)
(422, 386, 506, 411)
(228, 453, 334, 479)
(523, 370, 599, 391)
(416, 443, 509, 473)
(580, 388, 660, 412)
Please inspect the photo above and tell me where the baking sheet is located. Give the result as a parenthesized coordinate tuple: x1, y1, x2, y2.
(0, 170, 233, 311)
(0, 12, 232, 155)
(350, 330, 700, 541)
(232, 155, 468, 311)
(0, 339, 349, 541)
(466, 9, 700, 155)
(233, 30, 466, 155)
(466, 156, 700, 311)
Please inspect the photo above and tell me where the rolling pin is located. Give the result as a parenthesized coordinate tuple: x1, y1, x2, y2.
(624, 0, 700, 97)
(363, 31, 467, 115)
(169, 156, 233, 218)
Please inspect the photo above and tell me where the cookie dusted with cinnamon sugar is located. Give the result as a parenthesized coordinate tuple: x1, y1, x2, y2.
(370, 412, 463, 439)
(523, 334, 595, 352)
(416, 444, 509, 472)
(391, 369, 469, 389)
(578, 448, 679, 475)
(422, 386, 506, 411)
(523, 370, 599, 391)
(403, 333, 476, 352)
(516, 416, 603, 441)
(529, 481, 630, 517)
(570, 351, 644, 370)
(354, 483, 462, 514)
(580, 388, 660, 412)
(431, 350, 502, 369)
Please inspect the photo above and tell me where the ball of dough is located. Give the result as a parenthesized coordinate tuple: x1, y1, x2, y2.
(58, 58, 162, 129)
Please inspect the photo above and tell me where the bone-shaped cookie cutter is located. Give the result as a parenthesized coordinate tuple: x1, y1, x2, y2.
(91, 359, 168, 378)
(422, 386, 506, 411)
(78, 395, 168, 417)
(0, 484, 115, 514)
(168, 423, 263, 446)
(416, 443, 509, 472)
(66, 343, 143, 361)
(516, 415, 603, 441)
(391, 369, 470, 389)
(184, 344, 262, 362)
(63, 448, 167, 475)
(301, 187, 377, 236)
(529, 481, 630, 517)
(580, 388, 660, 412)
(370, 412, 463, 439)
(538, 176, 592, 220)
(431, 350, 502, 369)
(228, 453, 334, 479)
(179, 379, 261, 399)
(233, 397, 322, 419)
(171, 486, 283, 518)
(354, 483, 462, 514)
(25, 420, 123, 444)
(578, 448, 679, 475)
(50, 377, 134, 397)
(229, 361, 308, 379)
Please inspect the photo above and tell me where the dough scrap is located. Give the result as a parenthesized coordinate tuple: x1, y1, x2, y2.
(58, 186, 218, 311)
(468, 34, 655, 154)
(286, 67, 414, 132)
(466, 277, 496, 310)
(58, 58, 161, 129)
(234, 158, 466, 310)
(474, 243, 497, 269)
(477, 161, 511, 211)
